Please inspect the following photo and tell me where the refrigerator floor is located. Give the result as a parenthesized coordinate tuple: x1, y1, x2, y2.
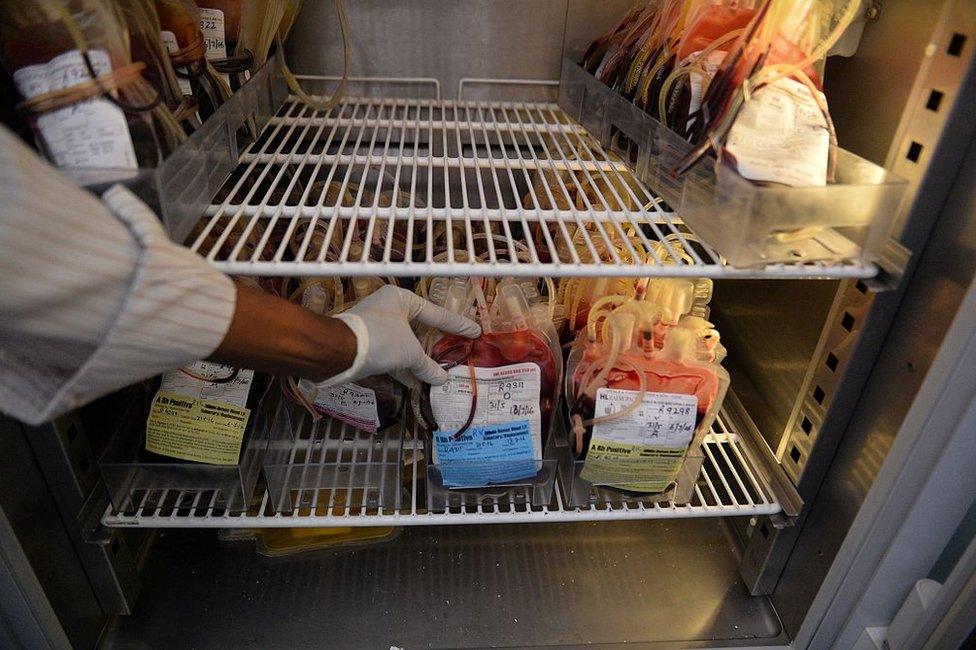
(100, 519, 787, 649)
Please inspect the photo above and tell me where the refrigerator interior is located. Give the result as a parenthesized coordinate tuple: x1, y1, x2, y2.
(2, 1, 974, 649)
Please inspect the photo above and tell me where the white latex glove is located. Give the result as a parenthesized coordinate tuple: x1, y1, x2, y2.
(326, 285, 481, 387)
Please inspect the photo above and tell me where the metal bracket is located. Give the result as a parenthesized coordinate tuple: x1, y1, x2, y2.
(866, 238, 914, 292)
(78, 485, 114, 546)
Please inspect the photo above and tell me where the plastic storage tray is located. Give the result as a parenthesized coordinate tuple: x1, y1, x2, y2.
(263, 400, 402, 514)
(63, 50, 289, 247)
(558, 58, 907, 268)
(426, 433, 559, 511)
(98, 393, 273, 515)
(559, 445, 705, 508)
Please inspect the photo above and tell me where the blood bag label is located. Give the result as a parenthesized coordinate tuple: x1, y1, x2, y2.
(160, 31, 193, 95)
(159, 362, 253, 407)
(147, 363, 254, 464)
(146, 391, 250, 465)
(725, 77, 829, 187)
(582, 389, 697, 493)
(198, 7, 231, 86)
(313, 383, 380, 433)
(12, 49, 138, 170)
(199, 8, 227, 59)
(430, 362, 543, 464)
(433, 421, 538, 487)
(581, 442, 688, 493)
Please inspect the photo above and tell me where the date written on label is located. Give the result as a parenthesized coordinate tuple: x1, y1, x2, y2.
(592, 389, 698, 448)
(313, 383, 380, 433)
(430, 363, 543, 461)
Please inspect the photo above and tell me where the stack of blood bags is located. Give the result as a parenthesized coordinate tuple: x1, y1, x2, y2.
(154, 0, 232, 122)
(418, 278, 562, 488)
(0, 0, 186, 170)
(565, 278, 728, 496)
(560, 270, 713, 341)
(582, 0, 862, 188)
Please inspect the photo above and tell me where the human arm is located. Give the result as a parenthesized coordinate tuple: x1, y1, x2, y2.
(207, 283, 358, 382)
(210, 283, 481, 387)
(0, 125, 477, 424)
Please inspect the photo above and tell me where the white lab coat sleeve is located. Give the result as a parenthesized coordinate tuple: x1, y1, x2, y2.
(0, 126, 236, 425)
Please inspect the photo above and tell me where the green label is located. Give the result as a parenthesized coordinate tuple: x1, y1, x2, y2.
(581, 438, 686, 493)
(146, 390, 250, 465)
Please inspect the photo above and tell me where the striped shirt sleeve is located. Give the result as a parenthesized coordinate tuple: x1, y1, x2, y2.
(0, 126, 236, 425)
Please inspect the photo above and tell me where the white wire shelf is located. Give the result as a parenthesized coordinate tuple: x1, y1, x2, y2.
(187, 95, 878, 280)
(100, 410, 781, 529)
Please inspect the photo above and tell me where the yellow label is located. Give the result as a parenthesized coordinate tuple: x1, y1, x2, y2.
(580, 438, 686, 493)
(146, 390, 250, 465)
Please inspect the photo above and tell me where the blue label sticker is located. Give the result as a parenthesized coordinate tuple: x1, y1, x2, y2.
(433, 420, 538, 488)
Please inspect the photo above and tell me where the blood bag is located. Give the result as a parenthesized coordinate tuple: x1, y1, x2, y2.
(419, 279, 562, 488)
(559, 275, 713, 341)
(154, 0, 231, 121)
(192, 0, 249, 86)
(142, 363, 268, 465)
(0, 0, 176, 169)
(287, 278, 405, 434)
(117, 1, 193, 124)
(565, 293, 729, 495)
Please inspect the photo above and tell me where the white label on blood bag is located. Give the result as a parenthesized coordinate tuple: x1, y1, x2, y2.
(160, 30, 193, 95)
(159, 362, 254, 408)
(199, 8, 227, 59)
(313, 383, 381, 433)
(430, 363, 542, 464)
(724, 76, 830, 187)
(591, 388, 697, 448)
(12, 49, 138, 170)
(199, 7, 231, 86)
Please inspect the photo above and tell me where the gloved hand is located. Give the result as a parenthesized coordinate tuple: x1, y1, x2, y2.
(326, 285, 481, 387)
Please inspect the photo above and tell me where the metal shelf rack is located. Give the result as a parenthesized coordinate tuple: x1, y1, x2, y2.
(187, 92, 880, 280)
(100, 408, 781, 528)
(105, 72, 816, 529)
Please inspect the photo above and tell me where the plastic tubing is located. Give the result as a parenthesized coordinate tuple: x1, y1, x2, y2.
(585, 294, 633, 341)
(285, 376, 322, 422)
(279, 0, 350, 111)
(748, 0, 861, 92)
(543, 276, 557, 323)
(585, 312, 634, 398)
(567, 279, 586, 332)
(450, 358, 479, 440)
(55, 4, 160, 113)
(599, 304, 662, 353)
(582, 357, 647, 427)
(574, 357, 604, 402)
(569, 277, 610, 331)
(658, 63, 705, 129)
(658, 28, 746, 128)
(471, 277, 491, 333)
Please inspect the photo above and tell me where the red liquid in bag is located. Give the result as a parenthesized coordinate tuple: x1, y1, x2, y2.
(431, 330, 560, 443)
(570, 349, 721, 458)
(677, 7, 756, 61)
